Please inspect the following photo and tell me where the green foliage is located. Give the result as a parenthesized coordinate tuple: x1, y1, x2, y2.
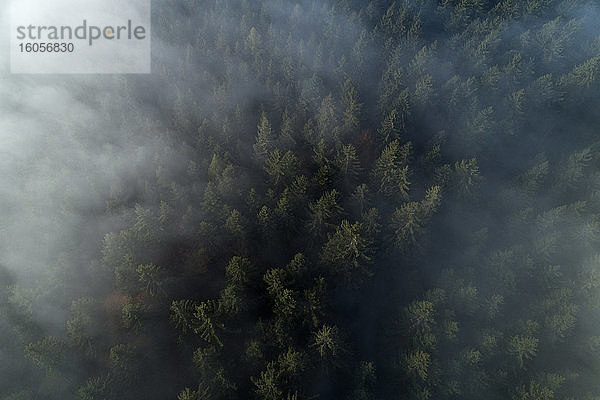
(342, 79, 362, 132)
(11, 1, 600, 400)
(508, 335, 539, 368)
(170, 299, 198, 335)
(78, 376, 111, 400)
(307, 189, 343, 236)
(265, 150, 301, 188)
(66, 297, 101, 355)
(389, 186, 441, 252)
(137, 263, 167, 297)
(405, 350, 431, 380)
(321, 220, 374, 284)
(335, 144, 362, 183)
(177, 387, 198, 400)
(194, 300, 224, 347)
(317, 94, 340, 141)
(313, 324, 343, 361)
(25, 337, 69, 373)
(225, 256, 255, 287)
(121, 299, 147, 332)
(254, 111, 275, 161)
(264, 268, 297, 319)
(252, 362, 283, 400)
(407, 300, 436, 334)
(372, 140, 411, 201)
(452, 158, 482, 199)
(515, 374, 565, 400)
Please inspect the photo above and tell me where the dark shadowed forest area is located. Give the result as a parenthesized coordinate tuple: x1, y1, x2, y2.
(4, 0, 600, 398)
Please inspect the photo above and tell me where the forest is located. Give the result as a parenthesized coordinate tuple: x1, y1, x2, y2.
(3, 0, 600, 398)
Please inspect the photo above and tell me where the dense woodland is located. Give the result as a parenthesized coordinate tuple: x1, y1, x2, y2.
(4, 0, 600, 398)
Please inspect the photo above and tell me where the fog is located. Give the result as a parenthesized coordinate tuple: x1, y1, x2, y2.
(2, 0, 600, 399)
